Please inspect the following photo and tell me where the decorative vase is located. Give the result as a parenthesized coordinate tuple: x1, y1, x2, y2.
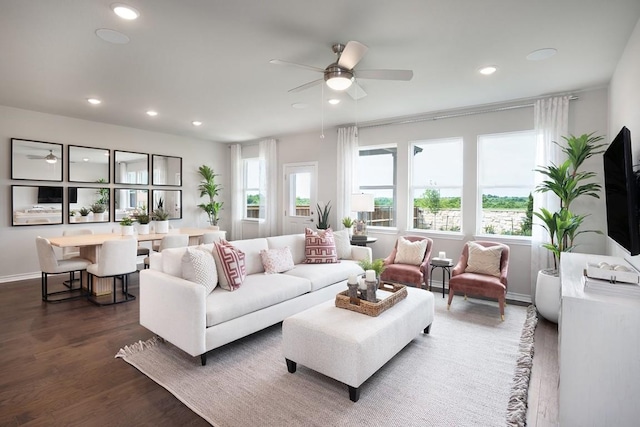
(535, 268, 561, 323)
(78, 216, 89, 222)
(155, 220, 169, 234)
(93, 212, 104, 222)
(121, 225, 134, 236)
(208, 225, 220, 231)
(138, 223, 150, 235)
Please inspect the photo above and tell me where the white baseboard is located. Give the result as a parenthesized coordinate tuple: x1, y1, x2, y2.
(0, 272, 40, 284)
(506, 291, 532, 304)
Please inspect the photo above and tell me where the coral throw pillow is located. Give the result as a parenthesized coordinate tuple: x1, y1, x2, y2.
(182, 246, 218, 294)
(260, 247, 295, 274)
(212, 240, 246, 291)
(304, 228, 338, 264)
(465, 242, 503, 277)
(394, 237, 428, 265)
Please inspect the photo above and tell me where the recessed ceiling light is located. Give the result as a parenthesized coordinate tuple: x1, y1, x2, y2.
(192, 121, 203, 126)
(83, 157, 90, 162)
(95, 28, 130, 44)
(111, 3, 140, 20)
(291, 103, 309, 109)
(146, 110, 158, 117)
(478, 66, 498, 75)
(328, 99, 341, 105)
(87, 98, 101, 105)
(527, 48, 557, 61)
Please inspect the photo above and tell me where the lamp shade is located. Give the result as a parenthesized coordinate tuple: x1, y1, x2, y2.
(351, 193, 374, 212)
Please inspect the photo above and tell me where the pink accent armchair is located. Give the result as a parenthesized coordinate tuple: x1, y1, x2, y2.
(380, 236, 433, 289)
(447, 241, 510, 320)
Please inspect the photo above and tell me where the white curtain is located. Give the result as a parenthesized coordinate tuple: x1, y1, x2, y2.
(336, 126, 359, 226)
(258, 138, 278, 237)
(531, 96, 569, 297)
(230, 144, 244, 241)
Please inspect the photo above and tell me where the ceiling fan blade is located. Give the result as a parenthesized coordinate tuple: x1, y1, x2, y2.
(270, 59, 324, 73)
(356, 69, 414, 81)
(288, 78, 323, 93)
(347, 81, 367, 100)
(338, 41, 368, 70)
(26, 155, 45, 160)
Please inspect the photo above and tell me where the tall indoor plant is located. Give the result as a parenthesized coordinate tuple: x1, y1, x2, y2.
(534, 132, 605, 322)
(197, 165, 223, 229)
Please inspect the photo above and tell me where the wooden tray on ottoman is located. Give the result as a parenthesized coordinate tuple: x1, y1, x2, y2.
(335, 282, 408, 317)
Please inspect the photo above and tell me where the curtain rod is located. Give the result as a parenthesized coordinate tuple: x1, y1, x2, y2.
(357, 95, 579, 130)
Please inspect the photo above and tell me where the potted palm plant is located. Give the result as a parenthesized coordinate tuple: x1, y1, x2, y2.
(534, 132, 605, 322)
(197, 165, 223, 229)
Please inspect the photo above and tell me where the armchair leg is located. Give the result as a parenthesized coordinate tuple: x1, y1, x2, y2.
(447, 289, 455, 310)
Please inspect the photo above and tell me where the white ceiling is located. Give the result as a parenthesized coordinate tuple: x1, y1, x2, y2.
(1, 0, 639, 143)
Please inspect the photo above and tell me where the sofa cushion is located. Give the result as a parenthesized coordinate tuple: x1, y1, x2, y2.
(213, 240, 246, 291)
(161, 247, 189, 277)
(283, 260, 364, 291)
(304, 228, 338, 264)
(260, 247, 295, 274)
(267, 234, 306, 265)
(333, 229, 352, 260)
(228, 238, 269, 275)
(182, 247, 218, 294)
(465, 241, 503, 277)
(205, 273, 311, 327)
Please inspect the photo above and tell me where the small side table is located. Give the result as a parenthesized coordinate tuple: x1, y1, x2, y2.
(430, 261, 454, 298)
(350, 237, 378, 247)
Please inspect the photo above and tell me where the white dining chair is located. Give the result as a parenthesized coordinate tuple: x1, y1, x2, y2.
(86, 238, 138, 306)
(144, 234, 189, 269)
(62, 228, 93, 259)
(36, 236, 91, 303)
(202, 231, 226, 244)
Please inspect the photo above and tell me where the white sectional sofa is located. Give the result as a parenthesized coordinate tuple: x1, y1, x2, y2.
(139, 233, 371, 365)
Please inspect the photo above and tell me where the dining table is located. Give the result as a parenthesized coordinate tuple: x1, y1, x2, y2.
(48, 227, 213, 295)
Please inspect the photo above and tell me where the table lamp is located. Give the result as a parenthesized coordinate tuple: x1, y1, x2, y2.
(351, 193, 374, 240)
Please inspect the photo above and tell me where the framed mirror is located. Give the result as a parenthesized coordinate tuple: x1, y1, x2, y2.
(114, 150, 149, 185)
(11, 139, 63, 181)
(68, 187, 110, 223)
(114, 188, 149, 221)
(152, 189, 182, 220)
(152, 154, 182, 186)
(12, 185, 63, 226)
(68, 145, 110, 183)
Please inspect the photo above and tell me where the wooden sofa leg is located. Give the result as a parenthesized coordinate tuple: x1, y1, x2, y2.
(499, 296, 505, 321)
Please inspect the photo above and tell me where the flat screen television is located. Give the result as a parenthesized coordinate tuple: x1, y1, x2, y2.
(37, 186, 63, 204)
(603, 126, 640, 255)
(68, 187, 77, 204)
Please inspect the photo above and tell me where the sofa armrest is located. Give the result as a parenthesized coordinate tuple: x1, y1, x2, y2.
(139, 269, 207, 357)
(349, 245, 372, 262)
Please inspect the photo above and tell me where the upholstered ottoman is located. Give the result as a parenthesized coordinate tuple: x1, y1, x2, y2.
(282, 286, 435, 402)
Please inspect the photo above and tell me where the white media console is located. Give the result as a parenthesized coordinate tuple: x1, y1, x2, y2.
(559, 252, 640, 426)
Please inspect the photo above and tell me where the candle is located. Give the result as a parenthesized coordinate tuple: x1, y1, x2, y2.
(439, 251, 446, 259)
(358, 278, 367, 290)
(348, 275, 358, 285)
(365, 269, 376, 282)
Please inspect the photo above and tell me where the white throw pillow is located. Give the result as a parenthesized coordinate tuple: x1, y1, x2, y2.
(394, 237, 428, 265)
(182, 247, 218, 294)
(465, 242, 503, 277)
(332, 229, 352, 260)
(260, 247, 295, 274)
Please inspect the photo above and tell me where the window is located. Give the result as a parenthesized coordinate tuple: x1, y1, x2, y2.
(358, 147, 396, 227)
(477, 131, 536, 236)
(410, 138, 463, 232)
(244, 158, 263, 219)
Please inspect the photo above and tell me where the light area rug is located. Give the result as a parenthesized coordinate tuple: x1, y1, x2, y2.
(117, 296, 537, 427)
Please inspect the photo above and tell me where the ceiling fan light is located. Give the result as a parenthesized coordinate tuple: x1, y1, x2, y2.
(45, 150, 57, 164)
(325, 67, 353, 91)
(326, 76, 353, 91)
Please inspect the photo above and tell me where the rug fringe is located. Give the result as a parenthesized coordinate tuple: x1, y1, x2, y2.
(506, 304, 538, 427)
(115, 336, 161, 359)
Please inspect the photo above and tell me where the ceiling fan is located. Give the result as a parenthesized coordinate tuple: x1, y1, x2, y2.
(270, 41, 413, 100)
(27, 150, 58, 164)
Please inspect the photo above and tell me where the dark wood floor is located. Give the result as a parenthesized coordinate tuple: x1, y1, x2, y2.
(0, 275, 559, 426)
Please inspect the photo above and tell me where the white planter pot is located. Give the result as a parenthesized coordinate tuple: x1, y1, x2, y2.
(208, 225, 220, 231)
(138, 223, 150, 235)
(535, 268, 561, 323)
(121, 225, 134, 236)
(93, 212, 104, 222)
(78, 216, 89, 222)
(69, 216, 76, 223)
(155, 220, 169, 234)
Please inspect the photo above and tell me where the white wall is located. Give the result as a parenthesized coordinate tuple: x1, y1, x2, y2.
(609, 16, 640, 264)
(0, 105, 227, 281)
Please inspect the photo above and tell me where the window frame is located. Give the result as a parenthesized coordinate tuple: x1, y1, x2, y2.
(358, 145, 397, 229)
(243, 157, 263, 220)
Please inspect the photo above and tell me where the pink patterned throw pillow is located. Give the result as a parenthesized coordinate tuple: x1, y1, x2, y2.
(304, 228, 338, 264)
(260, 247, 295, 274)
(212, 239, 246, 291)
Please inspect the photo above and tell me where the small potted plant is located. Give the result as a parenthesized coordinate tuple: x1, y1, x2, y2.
(342, 217, 354, 235)
(135, 207, 151, 235)
(69, 209, 76, 223)
(316, 201, 331, 230)
(78, 207, 90, 222)
(90, 203, 106, 222)
(153, 206, 170, 234)
(120, 216, 134, 236)
(358, 258, 386, 280)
